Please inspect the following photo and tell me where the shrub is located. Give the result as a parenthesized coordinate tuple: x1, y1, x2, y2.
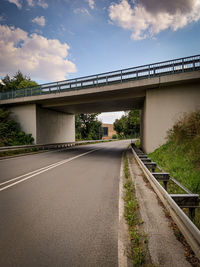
(0, 108, 34, 146)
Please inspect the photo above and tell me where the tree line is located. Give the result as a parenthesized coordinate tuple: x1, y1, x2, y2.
(0, 71, 38, 92)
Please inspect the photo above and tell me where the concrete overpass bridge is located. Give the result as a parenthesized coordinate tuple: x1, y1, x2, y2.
(0, 55, 200, 153)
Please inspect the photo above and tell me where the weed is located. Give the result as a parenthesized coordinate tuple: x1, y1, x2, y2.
(149, 110, 200, 195)
(148, 110, 200, 229)
(124, 153, 130, 179)
(123, 151, 147, 266)
(135, 139, 141, 148)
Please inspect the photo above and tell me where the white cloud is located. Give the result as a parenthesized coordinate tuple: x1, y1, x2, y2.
(27, 0, 34, 7)
(0, 16, 4, 22)
(7, 0, 22, 9)
(87, 0, 94, 9)
(8, 0, 48, 9)
(26, 0, 48, 8)
(73, 8, 90, 15)
(98, 112, 125, 124)
(109, 0, 200, 40)
(32, 16, 46, 27)
(37, 0, 48, 9)
(0, 25, 76, 82)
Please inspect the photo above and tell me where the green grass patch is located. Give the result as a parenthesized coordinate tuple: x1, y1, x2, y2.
(123, 152, 148, 266)
(135, 139, 141, 148)
(160, 179, 186, 194)
(148, 140, 200, 195)
(148, 111, 200, 195)
(0, 147, 39, 158)
(124, 153, 130, 179)
(148, 111, 200, 229)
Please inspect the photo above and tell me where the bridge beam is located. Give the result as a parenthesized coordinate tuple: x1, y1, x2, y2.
(141, 82, 200, 153)
(9, 104, 75, 144)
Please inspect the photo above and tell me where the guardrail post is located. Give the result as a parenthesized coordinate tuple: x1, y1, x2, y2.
(193, 60, 195, 70)
(120, 71, 122, 82)
(163, 181, 168, 191)
(189, 208, 195, 220)
(182, 59, 184, 72)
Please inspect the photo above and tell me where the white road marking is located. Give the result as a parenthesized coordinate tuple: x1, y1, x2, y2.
(118, 155, 128, 267)
(0, 148, 100, 192)
(0, 160, 64, 186)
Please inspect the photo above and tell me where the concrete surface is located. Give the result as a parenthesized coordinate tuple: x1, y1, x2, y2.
(141, 82, 200, 153)
(10, 104, 75, 144)
(10, 104, 37, 141)
(128, 151, 191, 267)
(0, 140, 130, 267)
(36, 105, 75, 144)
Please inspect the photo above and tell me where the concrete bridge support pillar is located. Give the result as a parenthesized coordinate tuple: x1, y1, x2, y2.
(9, 104, 75, 144)
(141, 83, 200, 154)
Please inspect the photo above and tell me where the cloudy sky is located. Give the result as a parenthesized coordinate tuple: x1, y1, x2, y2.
(0, 0, 200, 123)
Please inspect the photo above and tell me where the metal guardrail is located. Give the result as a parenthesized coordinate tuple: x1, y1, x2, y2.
(0, 139, 113, 154)
(131, 145, 200, 259)
(0, 55, 200, 100)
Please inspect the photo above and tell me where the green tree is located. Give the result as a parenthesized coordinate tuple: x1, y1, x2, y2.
(114, 115, 128, 138)
(114, 110, 140, 138)
(0, 71, 38, 92)
(0, 108, 34, 146)
(18, 80, 38, 88)
(75, 113, 103, 140)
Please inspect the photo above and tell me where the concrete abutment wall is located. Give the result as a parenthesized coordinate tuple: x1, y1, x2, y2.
(141, 83, 200, 153)
(9, 104, 75, 144)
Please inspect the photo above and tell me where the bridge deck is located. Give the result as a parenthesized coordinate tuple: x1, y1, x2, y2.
(0, 54, 200, 101)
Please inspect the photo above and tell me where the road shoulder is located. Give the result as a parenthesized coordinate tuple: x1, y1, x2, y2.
(128, 151, 191, 267)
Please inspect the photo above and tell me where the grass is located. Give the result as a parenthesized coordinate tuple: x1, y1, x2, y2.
(148, 140, 200, 195)
(148, 111, 200, 195)
(160, 179, 186, 194)
(123, 152, 148, 266)
(135, 139, 141, 148)
(148, 111, 200, 229)
(0, 147, 39, 158)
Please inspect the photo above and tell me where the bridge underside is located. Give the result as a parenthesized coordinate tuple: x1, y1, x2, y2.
(2, 71, 200, 152)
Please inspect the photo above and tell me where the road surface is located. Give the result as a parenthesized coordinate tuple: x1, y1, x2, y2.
(0, 140, 130, 267)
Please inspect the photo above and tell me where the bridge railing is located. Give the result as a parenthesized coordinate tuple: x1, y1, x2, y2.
(0, 54, 200, 100)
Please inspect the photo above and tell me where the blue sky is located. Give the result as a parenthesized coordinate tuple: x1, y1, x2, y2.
(0, 0, 200, 122)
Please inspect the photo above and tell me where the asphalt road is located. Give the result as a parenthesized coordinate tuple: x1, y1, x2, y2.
(0, 140, 131, 267)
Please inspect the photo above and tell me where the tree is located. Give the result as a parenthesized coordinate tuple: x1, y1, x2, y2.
(75, 113, 103, 140)
(0, 71, 38, 92)
(114, 110, 140, 138)
(0, 108, 34, 146)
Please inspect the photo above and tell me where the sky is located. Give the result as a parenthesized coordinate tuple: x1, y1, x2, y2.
(0, 0, 200, 123)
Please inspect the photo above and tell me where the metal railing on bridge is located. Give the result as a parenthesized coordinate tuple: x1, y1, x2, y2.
(0, 54, 200, 100)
